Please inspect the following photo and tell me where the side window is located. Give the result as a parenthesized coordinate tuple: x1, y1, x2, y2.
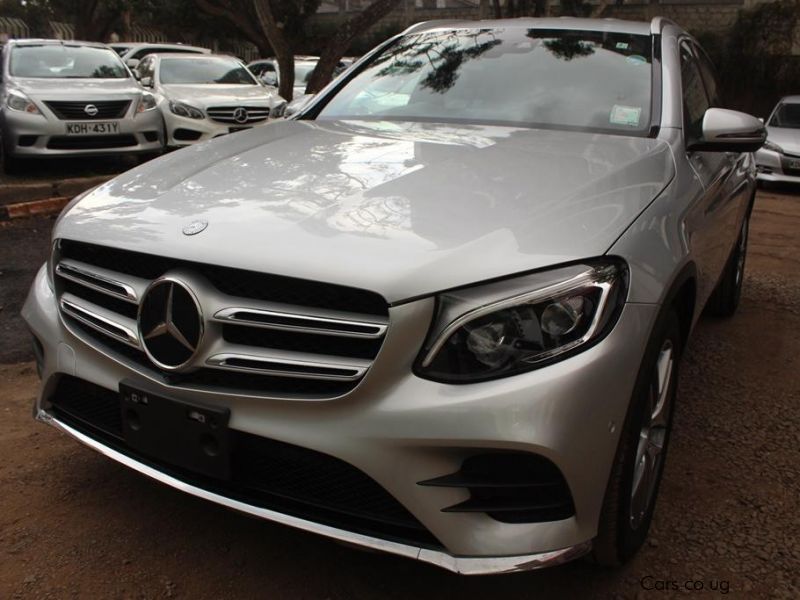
(695, 46, 722, 107)
(679, 42, 710, 144)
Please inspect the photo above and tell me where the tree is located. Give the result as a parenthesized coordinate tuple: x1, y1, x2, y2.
(194, 0, 403, 101)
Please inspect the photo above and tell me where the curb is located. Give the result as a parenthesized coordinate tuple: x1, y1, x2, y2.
(0, 196, 70, 221)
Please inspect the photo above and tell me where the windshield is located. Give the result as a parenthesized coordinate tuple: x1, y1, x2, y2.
(10, 45, 128, 79)
(769, 102, 800, 128)
(316, 28, 654, 135)
(159, 57, 256, 85)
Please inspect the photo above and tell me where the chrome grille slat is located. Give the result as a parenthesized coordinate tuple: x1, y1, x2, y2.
(206, 106, 270, 124)
(56, 260, 145, 303)
(60, 294, 140, 348)
(205, 351, 370, 381)
(214, 306, 388, 339)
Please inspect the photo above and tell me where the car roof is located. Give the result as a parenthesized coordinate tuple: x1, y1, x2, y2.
(777, 95, 800, 104)
(123, 42, 209, 51)
(5, 38, 111, 49)
(404, 17, 659, 36)
(150, 52, 240, 60)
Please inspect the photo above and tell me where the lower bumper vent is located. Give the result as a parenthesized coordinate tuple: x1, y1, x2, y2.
(419, 452, 575, 523)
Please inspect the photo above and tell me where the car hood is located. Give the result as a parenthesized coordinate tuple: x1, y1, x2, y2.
(161, 84, 281, 107)
(766, 126, 800, 154)
(11, 77, 142, 98)
(56, 119, 674, 303)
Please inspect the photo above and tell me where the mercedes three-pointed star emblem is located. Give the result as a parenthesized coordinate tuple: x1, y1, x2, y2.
(138, 278, 203, 371)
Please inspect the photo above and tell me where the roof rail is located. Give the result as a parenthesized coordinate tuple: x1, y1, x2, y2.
(650, 16, 679, 34)
(400, 20, 468, 36)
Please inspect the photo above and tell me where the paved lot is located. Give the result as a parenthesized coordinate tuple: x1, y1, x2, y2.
(0, 189, 798, 598)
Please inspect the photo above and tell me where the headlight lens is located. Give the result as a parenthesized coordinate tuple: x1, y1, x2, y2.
(763, 141, 783, 154)
(271, 101, 287, 118)
(415, 259, 628, 383)
(169, 100, 204, 119)
(7, 90, 41, 114)
(136, 92, 158, 113)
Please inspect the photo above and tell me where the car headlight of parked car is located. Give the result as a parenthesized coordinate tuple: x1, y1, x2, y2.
(136, 93, 158, 114)
(415, 259, 628, 383)
(271, 101, 287, 118)
(7, 90, 42, 115)
(169, 100, 205, 119)
(763, 141, 783, 154)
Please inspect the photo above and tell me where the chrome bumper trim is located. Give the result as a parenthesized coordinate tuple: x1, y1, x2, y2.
(38, 410, 591, 575)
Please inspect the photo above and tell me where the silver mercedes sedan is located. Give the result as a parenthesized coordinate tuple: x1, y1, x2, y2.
(23, 18, 764, 575)
(755, 96, 800, 184)
(0, 39, 164, 172)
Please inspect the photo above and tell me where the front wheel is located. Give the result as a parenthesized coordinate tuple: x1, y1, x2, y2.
(592, 311, 682, 566)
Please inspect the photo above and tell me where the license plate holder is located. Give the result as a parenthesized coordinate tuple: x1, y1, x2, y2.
(66, 121, 120, 135)
(229, 126, 251, 134)
(120, 382, 231, 480)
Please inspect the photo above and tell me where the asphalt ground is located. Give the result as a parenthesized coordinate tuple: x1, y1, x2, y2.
(0, 188, 798, 598)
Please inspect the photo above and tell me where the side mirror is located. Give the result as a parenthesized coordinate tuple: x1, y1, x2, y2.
(688, 108, 766, 153)
(261, 71, 278, 87)
(140, 76, 153, 88)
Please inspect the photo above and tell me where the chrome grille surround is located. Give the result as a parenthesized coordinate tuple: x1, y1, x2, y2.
(53, 240, 389, 399)
(206, 105, 270, 124)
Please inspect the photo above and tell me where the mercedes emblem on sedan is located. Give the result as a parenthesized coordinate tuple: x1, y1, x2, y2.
(138, 279, 203, 370)
(233, 107, 249, 124)
(83, 104, 99, 117)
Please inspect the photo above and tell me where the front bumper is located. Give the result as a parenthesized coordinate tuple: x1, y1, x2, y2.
(755, 148, 800, 183)
(162, 109, 272, 147)
(1, 108, 164, 158)
(22, 264, 659, 573)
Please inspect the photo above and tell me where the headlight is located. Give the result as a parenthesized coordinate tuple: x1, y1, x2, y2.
(136, 93, 158, 114)
(7, 90, 42, 115)
(415, 259, 628, 383)
(271, 101, 287, 118)
(169, 101, 204, 119)
(763, 141, 783, 154)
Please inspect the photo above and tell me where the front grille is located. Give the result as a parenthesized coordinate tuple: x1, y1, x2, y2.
(49, 376, 440, 548)
(419, 453, 576, 523)
(48, 135, 137, 150)
(54, 240, 389, 399)
(45, 100, 131, 120)
(206, 106, 269, 124)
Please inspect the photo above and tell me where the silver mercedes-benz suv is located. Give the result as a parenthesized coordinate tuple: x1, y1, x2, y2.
(22, 18, 764, 574)
(0, 39, 164, 172)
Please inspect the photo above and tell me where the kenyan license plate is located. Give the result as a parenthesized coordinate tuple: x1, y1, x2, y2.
(66, 121, 120, 135)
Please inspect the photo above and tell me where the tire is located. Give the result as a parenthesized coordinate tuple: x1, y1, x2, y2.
(706, 214, 749, 318)
(591, 310, 682, 566)
(0, 145, 26, 175)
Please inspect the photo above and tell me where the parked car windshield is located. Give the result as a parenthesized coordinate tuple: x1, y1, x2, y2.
(769, 102, 800, 128)
(9, 44, 128, 79)
(316, 27, 654, 135)
(159, 57, 257, 85)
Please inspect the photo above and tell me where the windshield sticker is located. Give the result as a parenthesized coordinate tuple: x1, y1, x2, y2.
(616, 42, 630, 50)
(610, 105, 642, 127)
(626, 55, 648, 66)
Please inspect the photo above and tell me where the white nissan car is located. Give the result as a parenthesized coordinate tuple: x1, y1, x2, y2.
(136, 53, 286, 147)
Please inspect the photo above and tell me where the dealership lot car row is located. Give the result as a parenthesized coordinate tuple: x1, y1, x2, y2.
(0, 38, 289, 171)
(18, 16, 773, 575)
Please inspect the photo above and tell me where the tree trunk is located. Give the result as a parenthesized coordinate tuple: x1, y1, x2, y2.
(304, 0, 401, 94)
(253, 0, 295, 101)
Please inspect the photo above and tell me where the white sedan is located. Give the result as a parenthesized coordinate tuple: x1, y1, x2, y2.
(136, 53, 286, 147)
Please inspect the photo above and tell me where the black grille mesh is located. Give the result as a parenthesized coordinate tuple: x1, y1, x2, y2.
(45, 100, 131, 120)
